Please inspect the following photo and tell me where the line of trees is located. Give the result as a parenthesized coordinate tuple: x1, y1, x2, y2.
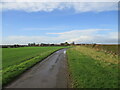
(1, 44, 28, 48)
(1, 41, 97, 48)
(28, 42, 71, 46)
(1, 42, 71, 48)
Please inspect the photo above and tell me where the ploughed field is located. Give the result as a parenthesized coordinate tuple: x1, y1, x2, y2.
(67, 46, 119, 88)
(2, 46, 66, 85)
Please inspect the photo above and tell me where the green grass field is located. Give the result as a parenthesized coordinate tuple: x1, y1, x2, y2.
(2, 46, 66, 85)
(67, 46, 118, 88)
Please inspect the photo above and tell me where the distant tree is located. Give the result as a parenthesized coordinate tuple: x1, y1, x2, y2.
(64, 42, 69, 46)
(32, 43, 36, 46)
(71, 41, 75, 45)
(60, 43, 64, 46)
(28, 43, 31, 46)
(14, 44, 19, 48)
(92, 43, 96, 48)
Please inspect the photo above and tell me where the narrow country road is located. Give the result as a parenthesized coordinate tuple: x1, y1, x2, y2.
(5, 49, 69, 88)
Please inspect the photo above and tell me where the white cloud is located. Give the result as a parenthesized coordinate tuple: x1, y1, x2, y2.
(47, 33, 64, 34)
(48, 29, 111, 35)
(1, 0, 119, 2)
(0, 2, 118, 13)
(69, 2, 118, 13)
(2, 29, 118, 45)
(22, 26, 69, 31)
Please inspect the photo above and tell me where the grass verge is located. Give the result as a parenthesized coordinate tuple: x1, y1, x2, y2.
(67, 46, 118, 88)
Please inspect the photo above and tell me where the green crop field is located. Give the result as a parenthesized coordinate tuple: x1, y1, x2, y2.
(67, 46, 118, 88)
(2, 46, 66, 85)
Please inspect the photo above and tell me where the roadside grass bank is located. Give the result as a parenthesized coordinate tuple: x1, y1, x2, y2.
(67, 46, 118, 88)
(2, 46, 67, 86)
(86, 44, 119, 55)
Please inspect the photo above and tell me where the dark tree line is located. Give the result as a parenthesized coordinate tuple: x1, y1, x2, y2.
(1, 41, 97, 48)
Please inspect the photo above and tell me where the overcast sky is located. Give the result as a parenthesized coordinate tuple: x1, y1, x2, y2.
(1, 1, 119, 45)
